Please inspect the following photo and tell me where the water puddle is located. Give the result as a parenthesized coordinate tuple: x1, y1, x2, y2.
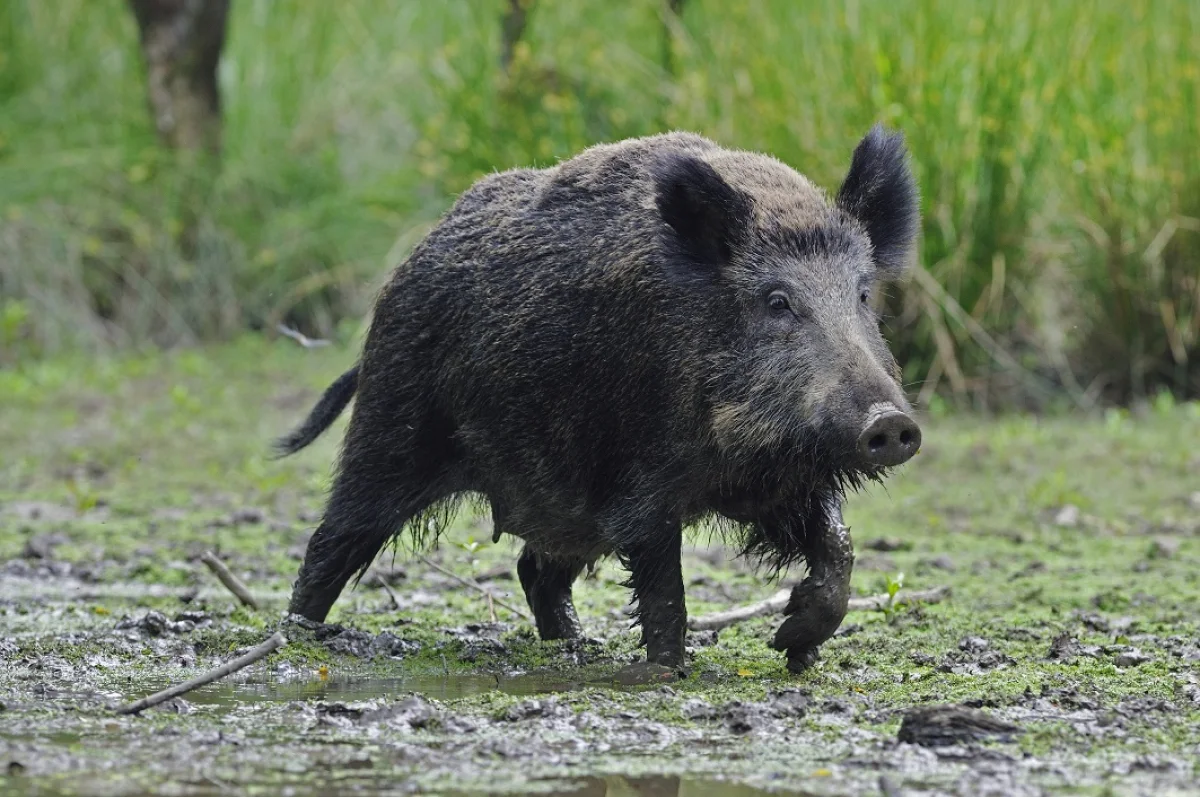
(172, 670, 591, 708)
(133, 662, 679, 710)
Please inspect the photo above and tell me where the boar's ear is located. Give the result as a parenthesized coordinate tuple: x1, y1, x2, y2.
(653, 152, 752, 279)
(836, 124, 920, 278)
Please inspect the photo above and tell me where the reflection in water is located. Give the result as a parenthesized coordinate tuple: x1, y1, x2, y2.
(182, 671, 585, 707)
(172, 666, 685, 708)
(453, 774, 810, 797)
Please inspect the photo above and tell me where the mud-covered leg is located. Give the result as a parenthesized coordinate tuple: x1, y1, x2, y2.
(288, 469, 436, 621)
(289, 414, 448, 621)
(623, 524, 687, 670)
(770, 500, 855, 673)
(289, 514, 398, 622)
(516, 547, 585, 641)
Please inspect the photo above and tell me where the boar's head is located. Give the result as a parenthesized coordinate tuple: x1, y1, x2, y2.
(655, 125, 921, 503)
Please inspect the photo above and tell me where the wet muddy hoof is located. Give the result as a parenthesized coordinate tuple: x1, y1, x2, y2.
(608, 661, 682, 687)
(771, 596, 845, 673)
(898, 704, 1021, 747)
(784, 645, 821, 674)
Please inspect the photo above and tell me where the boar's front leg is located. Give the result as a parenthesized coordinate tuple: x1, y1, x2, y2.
(516, 547, 586, 641)
(614, 518, 687, 671)
(770, 501, 854, 673)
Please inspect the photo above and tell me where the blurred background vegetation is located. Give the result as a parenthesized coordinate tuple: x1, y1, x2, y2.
(0, 0, 1196, 410)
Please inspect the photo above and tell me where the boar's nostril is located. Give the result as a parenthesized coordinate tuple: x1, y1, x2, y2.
(857, 404, 921, 467)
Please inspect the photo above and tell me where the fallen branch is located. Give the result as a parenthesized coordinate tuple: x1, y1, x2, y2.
(847, 585, 950, 613)
(200, 551, 258, 609)
(689, 585, 950, 632)
(688, 587, 790, 631)
(417, 555, 530, 621)
(115, 632, 286, 715)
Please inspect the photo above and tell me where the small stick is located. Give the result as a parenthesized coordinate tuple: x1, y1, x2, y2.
(200, 551, 259, 609)
(377, 577, 402, 611)
(848, 585, 950, 613)
(689, 586, 950, 632)
(115, 632, 286, 715)
(203, 774, 235, 793)
(417, 555, 530, 621)
(276, 323, 330, 349)
(487, 592, 497, 623)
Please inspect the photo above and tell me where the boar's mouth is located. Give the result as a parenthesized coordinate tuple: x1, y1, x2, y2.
(706, 393, 917, 510)
(724, 466, 873, 574)
(731, 430, 888, 501)
(704, 415, 901, 573)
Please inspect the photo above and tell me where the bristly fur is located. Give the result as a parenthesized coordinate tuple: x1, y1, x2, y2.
(280, 127, 921, 665)
(272, 366, 358, 457)
(731, 469, 882, 576)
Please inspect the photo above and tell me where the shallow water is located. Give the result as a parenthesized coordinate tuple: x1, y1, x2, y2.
(185, 670, 585, 707)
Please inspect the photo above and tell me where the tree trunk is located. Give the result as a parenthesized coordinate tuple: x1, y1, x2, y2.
(661, 0, 687, 78)
(500, 0, 532, 74)
(128, 0, 230, 155)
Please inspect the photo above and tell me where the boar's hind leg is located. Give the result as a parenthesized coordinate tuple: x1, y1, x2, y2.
(289, 493, 421, 622)
(516, 547, 585, 640)
(289, 515, 389, 623)
(289, 439, 447, 622)
(769, 502, 855, 673)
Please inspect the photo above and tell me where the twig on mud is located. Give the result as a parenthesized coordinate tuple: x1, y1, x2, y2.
(691, 585, 792, 628)
(417, 555, 530, 621)
(276, 323, 330, 349)
(199, 551, 259, 610)
(688, 586, 951, 632)
(688, 587, 791, 630)
(849, 585, 950, 613)
(115, 632, 287, 715)
(375, 575, 403, 611)
(203, 774, 235, 793)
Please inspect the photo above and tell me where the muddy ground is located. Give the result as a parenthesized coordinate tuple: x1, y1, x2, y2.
(2, 338, 1200, 796)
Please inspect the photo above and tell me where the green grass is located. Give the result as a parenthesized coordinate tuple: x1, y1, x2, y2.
(0, 1, 1197, 406)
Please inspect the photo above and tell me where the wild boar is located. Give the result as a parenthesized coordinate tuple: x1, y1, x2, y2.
(276, 125, 922, 673)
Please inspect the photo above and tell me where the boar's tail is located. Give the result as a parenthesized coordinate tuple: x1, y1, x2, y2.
(272, 366, 359, 458)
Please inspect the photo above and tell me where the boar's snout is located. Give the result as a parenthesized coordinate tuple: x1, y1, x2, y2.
(856, 403, 921, 467)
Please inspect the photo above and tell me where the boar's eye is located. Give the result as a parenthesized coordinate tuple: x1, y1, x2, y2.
(859, 289, 870, 305)
(767, 292, 792, 314)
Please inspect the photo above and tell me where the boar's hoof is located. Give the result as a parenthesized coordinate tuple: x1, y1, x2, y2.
(643, 650, 689, 677)
(783, 645, 822, 674)
(770, 577, 851, 673)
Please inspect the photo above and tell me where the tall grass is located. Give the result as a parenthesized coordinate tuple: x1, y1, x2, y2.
(0, 0, 1196, 406)
(1053, 4, 1200, 403)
